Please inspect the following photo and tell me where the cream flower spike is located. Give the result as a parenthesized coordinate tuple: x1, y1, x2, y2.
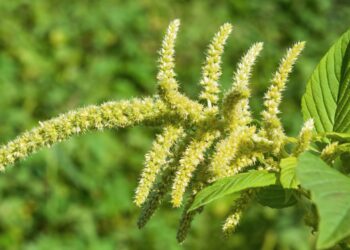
(137, 134, 191, 229)
(226, 151, 262, 177)
(171, 130, 220, 207)
(157, 19, 180, 95)
(223, 42, 263, 130)
(199, 23, 233, 108)
(157, 19, 204, 122)
(134, 125, 184, 206)
(261, 41, 305, 155)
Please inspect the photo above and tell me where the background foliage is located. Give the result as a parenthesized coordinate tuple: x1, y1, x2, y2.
(0, 0, 349, 249)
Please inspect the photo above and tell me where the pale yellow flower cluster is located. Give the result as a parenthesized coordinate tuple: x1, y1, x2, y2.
(134, 125, 185, 206)
(223, 211, 242, 235)
(0, 19, 314, 242)
(261, 42, 306, 155)
(171, 130, 220, 207)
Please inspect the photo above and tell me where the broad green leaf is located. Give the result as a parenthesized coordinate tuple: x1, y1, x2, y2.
(325, 132, 350, 143)
(302, 29, 350, 133)
(257, 185, 297, 209)
(297, 152, 350, 249)
(280, 157, 299, 189)
(189, 170, 276, 211)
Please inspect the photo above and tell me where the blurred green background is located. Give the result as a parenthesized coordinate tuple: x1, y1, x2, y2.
(0, 0, 349, 249)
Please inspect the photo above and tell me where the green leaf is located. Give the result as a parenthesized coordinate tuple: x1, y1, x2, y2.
(302, 28, 350, 133)
(257, 185, 297, 209)
(189, 170, 276, 211)
(280, 157, 299, 189)
(325, 132, 350, 143)
(296, 152, 350, 249)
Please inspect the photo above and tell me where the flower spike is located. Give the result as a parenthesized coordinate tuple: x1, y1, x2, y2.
(261, 41, 305, 154)
(157, 19, 204, 122)
(137, 168, 173, 229)
(199, 23, 233, 107)
(209, 126, 256, 179)
(0, 98, 167, 171)
(226, 151, 262, 177)
(135, 125, 185, 206)
(223, 42, 263, 130)
(157, 19, 181, 96)
(223, 190, 253, 236)
(171, 130, 220, 207)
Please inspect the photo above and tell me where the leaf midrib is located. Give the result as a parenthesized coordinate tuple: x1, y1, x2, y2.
(333, 32, 350, 132)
